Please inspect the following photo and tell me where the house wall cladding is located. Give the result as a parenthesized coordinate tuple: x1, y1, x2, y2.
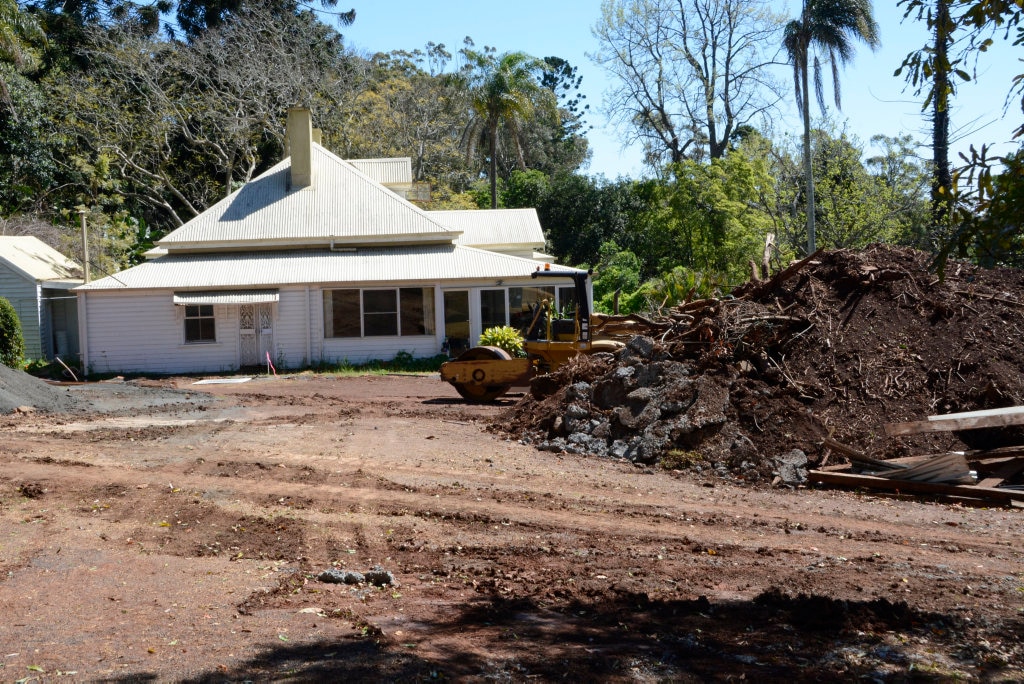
(82, 292, 241, 375)
(0, 263, 42, 359)
(80, 286, 446, 374)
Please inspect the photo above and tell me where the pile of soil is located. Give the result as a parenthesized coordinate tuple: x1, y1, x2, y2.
(497, 245, 1024, 483)
(0, 363, 80, 413)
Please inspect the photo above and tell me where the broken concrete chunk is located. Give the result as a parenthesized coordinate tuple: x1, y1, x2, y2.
(364, 565, 398, 587)
(626, 335, 656, 359)
(773, 449, 808, 485)
(318, 569, 364, 584)
(318, 565, 398, 587)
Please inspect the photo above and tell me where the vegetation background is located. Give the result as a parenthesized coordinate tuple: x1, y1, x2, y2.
(0, 0, 1020, 318)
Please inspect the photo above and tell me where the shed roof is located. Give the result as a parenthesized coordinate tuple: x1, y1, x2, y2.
(157, 146, 457, 250)
(430, 208, 546, 249)
(0, 236, 82, 283)
(76, 245, 581, 292)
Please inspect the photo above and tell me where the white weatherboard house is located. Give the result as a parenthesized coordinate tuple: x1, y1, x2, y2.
(0, 236, 82, 360)
(75, 109, 583, 375)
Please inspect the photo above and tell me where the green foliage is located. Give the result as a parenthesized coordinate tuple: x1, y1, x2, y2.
(898, 0, 1024, 274)
(502, 169, 549, 209)
(317, 352, 449, 375)
(784, 0, 881, 252)
(660, 449, 706, 470)
(662, 150, 774, 281)
(593, 241, 641, 312)
(623, 267, 728, 315)
(478, 326, 525, 357)
(939, 146, 1024, 268)
(462, 47, 555, 208)
(0, 296, 25, 368)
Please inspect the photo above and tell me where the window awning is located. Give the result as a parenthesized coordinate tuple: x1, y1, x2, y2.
(173, 290, 280, 305)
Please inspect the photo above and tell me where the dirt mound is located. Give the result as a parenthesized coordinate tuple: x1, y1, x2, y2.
(0, 363, 80, 413)
(496, 245, 1024, 483)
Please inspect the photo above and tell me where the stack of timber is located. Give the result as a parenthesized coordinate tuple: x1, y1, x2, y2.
(810, 406, 1024, 506)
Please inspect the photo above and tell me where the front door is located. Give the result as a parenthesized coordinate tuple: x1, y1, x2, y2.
(239, 303, 274, 367)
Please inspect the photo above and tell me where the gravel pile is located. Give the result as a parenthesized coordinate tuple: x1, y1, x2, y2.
(0, 363, 80, 414)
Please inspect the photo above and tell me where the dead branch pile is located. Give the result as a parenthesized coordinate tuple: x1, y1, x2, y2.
(495, 245, 1024, 490)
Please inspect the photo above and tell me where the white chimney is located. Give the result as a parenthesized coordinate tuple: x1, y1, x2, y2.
(287, 107, 313, 190)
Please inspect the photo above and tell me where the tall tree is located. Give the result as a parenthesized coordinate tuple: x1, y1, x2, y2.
(174, 0, 353, 40)
(896, 0, 956, 244)
(896, 0, 1024, 273)
(462, 48, 554, 209)
(0, 0, 44, 102)
(783, 0, 879, 254)
(592, 0, 784, 167)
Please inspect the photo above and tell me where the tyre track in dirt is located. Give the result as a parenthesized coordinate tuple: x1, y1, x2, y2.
(0, 374, 1021, 681)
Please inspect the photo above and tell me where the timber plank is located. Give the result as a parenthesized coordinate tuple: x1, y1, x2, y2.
(809, 470, 1024, 504)
(885, 406, 1024, 436)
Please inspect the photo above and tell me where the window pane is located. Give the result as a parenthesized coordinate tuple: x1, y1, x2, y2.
(480, 289, 506, 329)
(557, 286, 577, 315)
(400, 287, 433, 336)
(509, 286, 554, 333)
(184, 305, 215, 343)
(363, 290, 397, 336)
(364, 313, 398, 336)
(363, 290, 397, 314)
(324, 290, 360, 338)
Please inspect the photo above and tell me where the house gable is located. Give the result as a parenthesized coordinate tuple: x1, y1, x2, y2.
(157, 147, 459, 253)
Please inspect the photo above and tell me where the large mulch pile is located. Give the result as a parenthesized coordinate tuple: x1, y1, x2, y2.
(495, 244, 1024, 483)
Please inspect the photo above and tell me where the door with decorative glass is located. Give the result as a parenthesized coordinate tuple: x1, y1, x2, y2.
(239, 303, 274, 367)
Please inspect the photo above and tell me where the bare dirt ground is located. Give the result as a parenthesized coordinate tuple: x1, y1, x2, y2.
(0, 373, 1021, 683)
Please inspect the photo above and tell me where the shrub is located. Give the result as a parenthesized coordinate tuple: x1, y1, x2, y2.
(479, 326, 525, 357)
(0, 297, 24, 368)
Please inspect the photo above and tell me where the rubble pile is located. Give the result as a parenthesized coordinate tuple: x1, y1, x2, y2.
(497, 245, 1024, 485)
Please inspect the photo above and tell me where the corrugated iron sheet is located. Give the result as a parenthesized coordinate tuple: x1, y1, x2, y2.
(172, 290, 280, 305)
(77, 245, 583, 291)
(431, 208, 546, 248)
(0, 236, 82, 282)
(158, 147, 455, 247)
(346, 158, 413, 184)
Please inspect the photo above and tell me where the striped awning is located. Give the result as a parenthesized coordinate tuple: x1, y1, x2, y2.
(173, 290, 279, 305)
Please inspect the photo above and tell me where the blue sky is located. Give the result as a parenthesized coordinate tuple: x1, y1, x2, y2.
(337, 1, 1019, 178)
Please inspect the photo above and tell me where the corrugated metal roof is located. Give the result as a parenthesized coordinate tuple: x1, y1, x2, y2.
(77, 245, 583, 291)
(345, 158, 413, 184)
(0, 236, 82, 283)
(158, 146, 456, 248)
(173, 290, 280, 305)
(431, 208, 546, 248)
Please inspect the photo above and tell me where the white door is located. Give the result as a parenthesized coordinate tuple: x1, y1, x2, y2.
(239, 304, 273, 367)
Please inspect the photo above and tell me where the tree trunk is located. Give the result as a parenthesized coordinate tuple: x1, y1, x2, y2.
(801, 54, 816, 254)
(488, 121, 498, 209)
(932, 0, 953, 234)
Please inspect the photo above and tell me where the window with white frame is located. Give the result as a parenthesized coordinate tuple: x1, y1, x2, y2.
(323, 287, 435, 338)
(184, 304, 216, 343)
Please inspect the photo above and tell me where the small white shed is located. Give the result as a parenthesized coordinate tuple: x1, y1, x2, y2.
(0, 236, 82, 360)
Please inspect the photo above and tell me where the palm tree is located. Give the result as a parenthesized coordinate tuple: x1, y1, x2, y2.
(784, 0, 880, 253)
(0, 0, 44, 104)
(464, 50, 553, 209)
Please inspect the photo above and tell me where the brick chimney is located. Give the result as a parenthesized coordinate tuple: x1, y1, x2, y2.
(286, 107, 313, 190)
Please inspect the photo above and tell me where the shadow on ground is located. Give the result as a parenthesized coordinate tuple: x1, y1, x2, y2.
(96, 589, 1019, 683)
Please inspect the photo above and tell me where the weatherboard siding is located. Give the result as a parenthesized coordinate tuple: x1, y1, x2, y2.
(0, 264, 42, 359)
(82, 292, 240, 375)
(274, 288, 309, 368)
